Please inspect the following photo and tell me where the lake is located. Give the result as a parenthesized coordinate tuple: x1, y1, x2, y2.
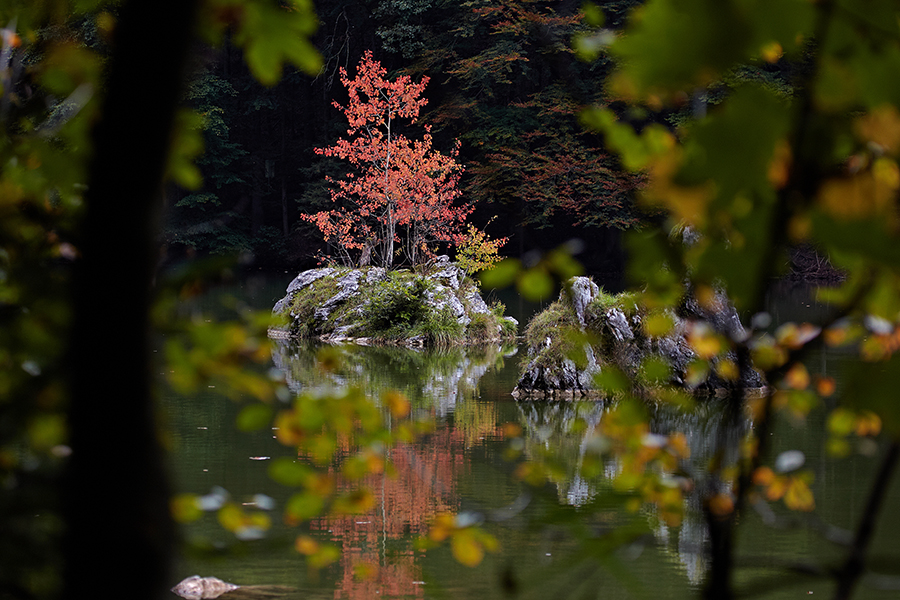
(161, 274, 900, 600)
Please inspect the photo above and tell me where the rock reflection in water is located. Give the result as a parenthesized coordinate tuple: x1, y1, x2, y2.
(515, 399, 749, 585)
(271, 339, 516, 417)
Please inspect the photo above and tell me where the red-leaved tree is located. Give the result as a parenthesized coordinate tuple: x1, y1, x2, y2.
(304, 51, 471, 268)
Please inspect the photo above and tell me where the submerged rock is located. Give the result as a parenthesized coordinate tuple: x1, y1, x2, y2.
(270, 257, 517, 346)
(514, 277, 763, 398)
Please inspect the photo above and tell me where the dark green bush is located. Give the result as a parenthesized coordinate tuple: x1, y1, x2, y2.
(365, 274, 429, 331)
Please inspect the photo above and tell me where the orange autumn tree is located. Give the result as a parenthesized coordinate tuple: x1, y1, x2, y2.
(304, 51, 471, 268)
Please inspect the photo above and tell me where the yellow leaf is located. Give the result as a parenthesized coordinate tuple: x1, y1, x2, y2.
(715, 359, 739, 381)
(217, 503, 244, 532)
(855, 104, 900, 154)
(687, 323, 721, 359)
(817, 169, 898, 221)
(643, 311, 675, 337)
(752, 466, 774, 486)
(760, 41, 783, 63)
(667, 432, 691, 459)
(295, 535, 319, 555)
(501, 422, 522, 438)
(353, 562, 379, 581)
(331, 489, 375, 515)
(273, 410, 304, 446)
(451, 529, 485, 567)
(383, 390, 410, 419)
(784, 363, 810, 390)
(308, 544, 341, 569)
(765, 476, 788, 501)
(815, 376, 836, 397)
(855, 411, 882, 437)
(784, 478, 815, 511)
(827, 408, 856, 436)
(171, 494, 202, 523)
(707, 493, 734, 517)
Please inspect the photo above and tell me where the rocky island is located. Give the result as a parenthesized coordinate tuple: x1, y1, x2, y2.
(514, 277, 763, 398)
(270, 256, 518, 346)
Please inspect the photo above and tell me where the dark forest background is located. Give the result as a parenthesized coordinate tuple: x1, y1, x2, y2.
(162, 0, 647, 281)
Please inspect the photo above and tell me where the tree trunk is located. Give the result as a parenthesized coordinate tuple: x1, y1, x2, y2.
(252, 185, 264, 236)
(62, 0, 198, 598)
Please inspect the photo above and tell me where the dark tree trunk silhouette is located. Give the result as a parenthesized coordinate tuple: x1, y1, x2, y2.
(62, 0, 200, 598)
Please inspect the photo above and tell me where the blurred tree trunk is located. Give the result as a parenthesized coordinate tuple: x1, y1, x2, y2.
(62, 0, 199, 598)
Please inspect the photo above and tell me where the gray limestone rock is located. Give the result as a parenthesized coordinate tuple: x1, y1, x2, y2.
(171, 576, 239, 600)
(515, 277, 763, 397)
(271, 261, 514, 345)
(566, 277, 600, 327)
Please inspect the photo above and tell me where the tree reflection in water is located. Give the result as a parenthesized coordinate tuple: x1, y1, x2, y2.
(269, 340, 515, 598)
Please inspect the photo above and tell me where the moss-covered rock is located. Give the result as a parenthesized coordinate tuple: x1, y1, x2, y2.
(514, 277, 762, 398)
(270, 256, 517, 346)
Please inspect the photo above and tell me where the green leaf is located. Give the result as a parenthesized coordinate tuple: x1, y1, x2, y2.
(171, 494, 202, 523)
(236, 403, 273, 432)
(479, 257, 521, 289)
(842, 355, 900, 437)
(268, 457, 311, 487)
(594, 365, 630, 393)
(517, 268, 554, 302)
(235, 1, 322, 86)
(285, 491, 325, 522)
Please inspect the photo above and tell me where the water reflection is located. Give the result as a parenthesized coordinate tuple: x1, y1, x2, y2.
(268, 341, 516, 599)
(271, 340, 517, 418)
(312, 428, 467, 599)
(170, 280, 900, 599)
(515, 399, 750, 586)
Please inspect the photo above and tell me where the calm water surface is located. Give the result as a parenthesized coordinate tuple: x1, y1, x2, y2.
(161, 274, 900, 600)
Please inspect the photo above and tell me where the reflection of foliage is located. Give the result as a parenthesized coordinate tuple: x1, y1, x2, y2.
(452, 399, 501, 449)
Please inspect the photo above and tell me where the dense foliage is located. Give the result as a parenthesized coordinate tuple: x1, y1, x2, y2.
(7, 1, 900, 600)
(482, 1, 900, 599)
(302, 51, 472, 268)
(163, 0, 644, 271)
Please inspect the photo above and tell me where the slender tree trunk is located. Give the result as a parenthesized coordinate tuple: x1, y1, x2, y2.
(383, 112, 394, 268)
(252, 186, 264, 236)
(62, 0, 198, 599)
(281, 104, 289, 237)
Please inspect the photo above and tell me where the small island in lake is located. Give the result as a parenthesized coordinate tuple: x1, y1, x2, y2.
(270, 256, 518, 346)
(514, 276, 763, 398)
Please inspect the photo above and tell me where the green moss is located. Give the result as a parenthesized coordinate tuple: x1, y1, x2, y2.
(583, 289, 642, 331)
(286, 278, 339, 338)
(524, 300, 578, 345)
(281, 265, 516, 346)
(521, 287, 647, 378)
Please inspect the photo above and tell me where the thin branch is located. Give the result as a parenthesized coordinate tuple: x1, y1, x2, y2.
(833, 440, 900, 600)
